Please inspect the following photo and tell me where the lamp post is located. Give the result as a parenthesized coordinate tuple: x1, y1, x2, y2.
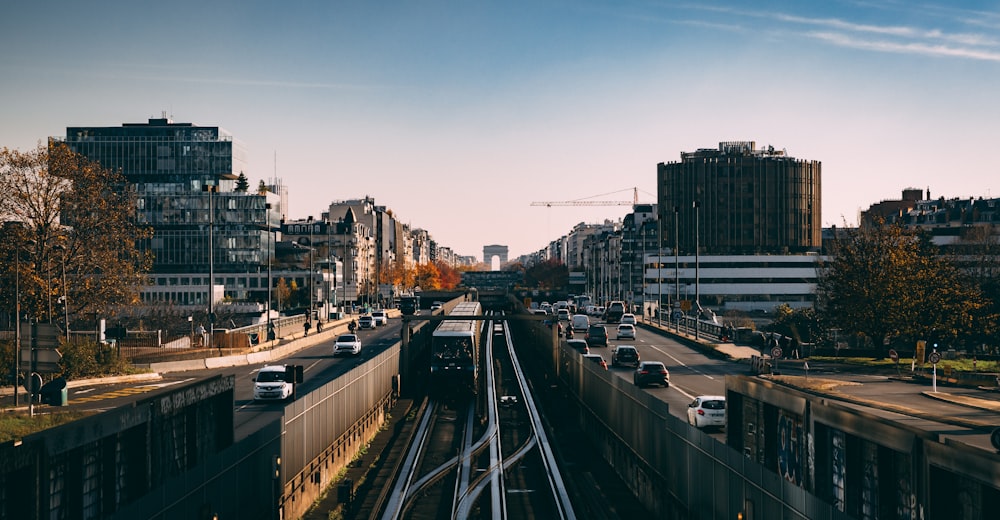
(203, 183, 218, 349)
(265, 203, 273, 340)
(307, 215, 315, 322)
(641, 224, 647, 322)
(657, 216, 662, 327)
(12, 231, 35, 407)
(674, 205, 680, 332)
(54, 244, 68, 341)
(694, 200, 701, 340)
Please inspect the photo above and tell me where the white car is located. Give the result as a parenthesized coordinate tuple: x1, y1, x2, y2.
(334, 334, 362, 356)
(253, 365, 295, 402)
(687, 395, 726, 429)
(371, 310, 388, 326)
(616, 324, 636, 340)
(620, 313, 637, 325)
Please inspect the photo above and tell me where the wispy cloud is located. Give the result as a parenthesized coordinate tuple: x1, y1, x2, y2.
(809, 30, 1000, 62)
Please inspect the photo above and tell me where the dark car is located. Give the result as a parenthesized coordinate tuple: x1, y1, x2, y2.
(611, 345, 640, 368)
(566, 339, 590, 355)
(633, 361, 670, 388)
(585, 324, 608, 348)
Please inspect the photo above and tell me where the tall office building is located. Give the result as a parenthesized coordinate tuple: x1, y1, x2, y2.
(58, 117, 281, 308)
(658, 141, 821, 255)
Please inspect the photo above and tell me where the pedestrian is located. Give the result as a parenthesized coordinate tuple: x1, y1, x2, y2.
(195, 324, 207, 347)
(317, 320, 323, 333)
(303, 320, 311, 336)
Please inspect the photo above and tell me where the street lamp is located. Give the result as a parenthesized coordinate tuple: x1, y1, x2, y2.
(693, 200, 701, 340)
(11, 228, 35, 407)
(203, 183, 218, 349)
(307, 215, 314, 321)
(53, 243, 69, 341)
(265, 203, 274, 340)
(674, 205, 680, 333)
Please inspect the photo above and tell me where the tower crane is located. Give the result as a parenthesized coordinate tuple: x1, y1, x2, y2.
(531, 187, 650, 207)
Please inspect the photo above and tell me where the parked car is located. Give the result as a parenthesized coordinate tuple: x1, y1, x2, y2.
(358, 315, 375, 329)
(620, 313, 637, 325)
(333, 334, 362, 356)
(633, 361, 669, 387)
(371, 310, 387, 326)
(687, 395, 726, 429)
(616, 324, 636, 340)
(582, 353, 608, 370)
(585, 324, 608, 348)
(566, 339, 590, 355)
(611, 345, 640, 368)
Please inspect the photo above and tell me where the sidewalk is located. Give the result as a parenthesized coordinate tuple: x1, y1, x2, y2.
(638, 318, 761, 360)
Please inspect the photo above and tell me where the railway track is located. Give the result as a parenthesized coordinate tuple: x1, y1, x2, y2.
(375, 314, 576, 520)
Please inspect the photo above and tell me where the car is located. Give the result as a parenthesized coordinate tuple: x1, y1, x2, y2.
(371, 310, 387, 326)
(588, 305, 605, 317)
(253, 365, 295, 402)
(566, 339, 590, 355)
(358, 315, 375, 329)
(333, 334, 362, 355)
(620, 313, 637, 325)
(585, 324, 608, 347)
(571, 314, 591, 332)
(431, 301, 444, 311)
(611, 345, 640, 368)
(616, 324, 636, 340)
(687, 395, 726, 429)
(604, 300, 627, 323)
(582, 353, 608, 370)
(633, 361, 669, 387)
(556, 308, 571, 323)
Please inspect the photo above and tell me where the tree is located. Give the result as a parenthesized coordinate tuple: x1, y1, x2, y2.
(0, 143, 152, 327)
(275, 278, 291, 313)
(257, 179, 268, 194)
(415, 262, 441, 290)
(235, 171, 249, 192)
(434, 261, 461, 290)
(817, 220, 993, 357)
(524, 258, 569, 290)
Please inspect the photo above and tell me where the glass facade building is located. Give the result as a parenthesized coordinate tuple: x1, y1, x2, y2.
(57, 118, 281, 304)
(658, 141, 822, 255)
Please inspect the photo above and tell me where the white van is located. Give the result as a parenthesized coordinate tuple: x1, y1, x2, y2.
(572, 314, 590, 332)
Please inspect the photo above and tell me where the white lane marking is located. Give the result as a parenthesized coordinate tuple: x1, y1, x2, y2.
(646, 344, 716, 380)
(75, 388, 95, 395)
(138, 378, 195, 389)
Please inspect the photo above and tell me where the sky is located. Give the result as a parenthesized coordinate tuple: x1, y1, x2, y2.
(3, 1, 999, 261)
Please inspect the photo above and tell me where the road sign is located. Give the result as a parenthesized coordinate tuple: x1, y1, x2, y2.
(889, 349, 899, 363)
(19, 348, 63, 372)
(928, 351, 942, 365)
(771, 346, 783, 359)
(19, 323, 62, 349)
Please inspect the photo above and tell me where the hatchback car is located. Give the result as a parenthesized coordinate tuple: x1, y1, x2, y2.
(582, 353, 608, 370)
(687, 395, 726, 429)
(333, 334, 362, 356)
(358, 315, 375, 329)
(616, 324, 636, 340)
(620, 313, 637, 325)
(633, 361, 669, 387)
(585, 324, 608, 348)
(566, 339, 590, 355)
(611, 345, 640, 368)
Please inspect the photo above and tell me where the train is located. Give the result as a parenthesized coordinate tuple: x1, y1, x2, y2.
(429, 301, 482, 395)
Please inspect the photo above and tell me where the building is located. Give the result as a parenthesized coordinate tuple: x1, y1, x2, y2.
(58, 117, 281, 312)
(658, 141, 822, 255)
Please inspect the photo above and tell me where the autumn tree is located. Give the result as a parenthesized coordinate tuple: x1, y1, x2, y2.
(0, 143, 152, 328)
(434, 261, 461, 290)
(816, 220, 994, 356)
(415, 262, 441, 290)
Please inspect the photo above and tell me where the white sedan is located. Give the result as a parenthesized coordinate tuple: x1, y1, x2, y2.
(687, 395, 726, 429)
(334, 334, 362, 356)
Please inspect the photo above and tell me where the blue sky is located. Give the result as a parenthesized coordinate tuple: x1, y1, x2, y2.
(3, 1, 999, 260)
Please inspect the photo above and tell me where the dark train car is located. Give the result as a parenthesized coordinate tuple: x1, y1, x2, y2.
(429, 301, 482, 396)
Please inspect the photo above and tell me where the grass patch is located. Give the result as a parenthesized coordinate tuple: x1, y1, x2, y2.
(810, 355, 1000, 373)
(0, 410, 98, 443)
